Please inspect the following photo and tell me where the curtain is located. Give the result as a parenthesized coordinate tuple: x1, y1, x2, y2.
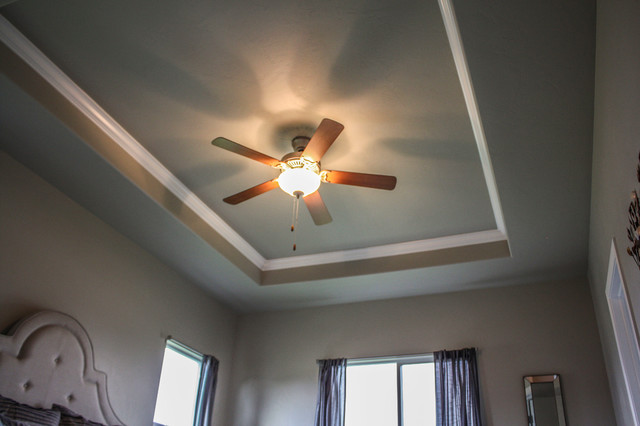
(194, 355, 220, 426)
(434, 348, 483, 426)
(314, 358, 347, 426)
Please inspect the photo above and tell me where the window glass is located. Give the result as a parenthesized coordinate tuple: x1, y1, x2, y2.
(401, 363, 436, 426)
(153, 344, 202, 426)
(345, 363, 398, 426)
(345, 356, 435, 426)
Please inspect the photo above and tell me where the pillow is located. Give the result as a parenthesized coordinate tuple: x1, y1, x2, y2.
(0, 411, 34, 426)
(0, 395, 60, 426)
(51, 405, 106, 426)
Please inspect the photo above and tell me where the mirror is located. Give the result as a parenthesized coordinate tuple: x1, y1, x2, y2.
(523, 374, 566, 426)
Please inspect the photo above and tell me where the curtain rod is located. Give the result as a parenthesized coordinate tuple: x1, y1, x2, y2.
(316, 352, 434, 365)
(316, 348, 479, 364)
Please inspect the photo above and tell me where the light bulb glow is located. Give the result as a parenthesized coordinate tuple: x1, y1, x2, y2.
(278, 168, 321, 197)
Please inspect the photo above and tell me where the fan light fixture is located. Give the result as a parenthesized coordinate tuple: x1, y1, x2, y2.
(212, 118, 398, 250)
(277, 155, 322, 197)
(211, 118, 397, 229)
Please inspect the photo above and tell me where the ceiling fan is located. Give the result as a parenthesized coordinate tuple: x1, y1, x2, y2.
(211, 118, 397, 226)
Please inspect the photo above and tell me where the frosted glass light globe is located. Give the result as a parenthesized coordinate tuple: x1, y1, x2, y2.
(278, 168, 321, 197)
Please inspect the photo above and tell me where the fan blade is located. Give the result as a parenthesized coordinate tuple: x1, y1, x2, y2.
(324, 170, 397, 190)
(212, 137, 281, 168)
(303, 191, 332, 225)
(223, 179, 279, 205)
(302, 118, 344, 162)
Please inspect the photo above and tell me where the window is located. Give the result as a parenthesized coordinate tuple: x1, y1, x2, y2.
(345, 355, 436, 426)
(153, 339, 204, 426)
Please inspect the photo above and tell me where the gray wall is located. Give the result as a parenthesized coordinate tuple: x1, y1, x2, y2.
(589, 0, 640, 424)
(0, 151, 238, 426)
(229, 278, 614, 426)
(0, 148, 617, 426)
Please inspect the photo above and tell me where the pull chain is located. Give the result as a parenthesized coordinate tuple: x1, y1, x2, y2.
(291, 191, 302, 251)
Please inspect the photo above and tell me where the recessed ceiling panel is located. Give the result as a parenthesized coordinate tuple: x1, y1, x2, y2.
(3, 0, 496, 260)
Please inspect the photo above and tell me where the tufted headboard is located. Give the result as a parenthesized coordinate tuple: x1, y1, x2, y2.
(0, 311, 123, 425)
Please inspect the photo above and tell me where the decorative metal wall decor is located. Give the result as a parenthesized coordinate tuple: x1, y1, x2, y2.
(627, 151, 640, 269)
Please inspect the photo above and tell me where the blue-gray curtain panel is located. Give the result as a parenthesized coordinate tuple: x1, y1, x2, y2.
(194, 355, 220, 426)
(434, 348, 483, 426)
(314, 358, 347, 426)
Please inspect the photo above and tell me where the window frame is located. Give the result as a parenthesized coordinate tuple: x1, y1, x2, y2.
(166, 338, 204, 366)
(346, 353, 434, 426)
(154, 338, 205, 426)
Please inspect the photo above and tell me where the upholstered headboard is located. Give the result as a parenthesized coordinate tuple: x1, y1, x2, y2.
(0, 311, 123, 425)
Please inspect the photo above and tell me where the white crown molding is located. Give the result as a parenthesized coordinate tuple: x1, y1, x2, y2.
(263, 229, 507, 270)
(0, 15, 267, 269)
(438, 0, 508, 237)
(0, 10, 509, 280)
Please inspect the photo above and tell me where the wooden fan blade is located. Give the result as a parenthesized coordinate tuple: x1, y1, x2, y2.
(302, 118, 344, 162)
(324, 170, 397, 190)
(303, 191, 332, 225)
(212, 137, 281, 168)
(223, 179, 279, 205)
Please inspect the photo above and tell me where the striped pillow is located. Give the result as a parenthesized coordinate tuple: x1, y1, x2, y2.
(0, 395, 60, 426)
(52, 405, 106, 426)
(0, 411, 33, 426)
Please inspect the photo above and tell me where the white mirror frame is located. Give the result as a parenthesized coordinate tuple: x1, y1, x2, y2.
(606, 239, 640, 424)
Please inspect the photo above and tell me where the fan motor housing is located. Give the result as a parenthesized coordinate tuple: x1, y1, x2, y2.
(291, 135, 310, 152)
(281, 136, 321, 170)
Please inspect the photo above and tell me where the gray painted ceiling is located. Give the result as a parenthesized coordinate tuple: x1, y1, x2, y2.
(0, 0, 595, 312)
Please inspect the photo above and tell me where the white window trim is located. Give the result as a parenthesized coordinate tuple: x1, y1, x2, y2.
(605, 239, 640, 425)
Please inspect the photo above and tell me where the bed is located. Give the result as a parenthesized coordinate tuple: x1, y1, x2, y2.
(0, 311, 124, 425)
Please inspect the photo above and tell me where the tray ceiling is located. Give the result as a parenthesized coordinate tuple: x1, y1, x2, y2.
(0, 0, 594, 310)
